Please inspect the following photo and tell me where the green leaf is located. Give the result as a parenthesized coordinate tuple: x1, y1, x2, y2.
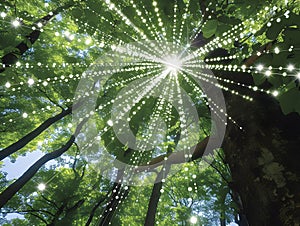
(202, 19, 218, 38)
(278, 87, 300, 115)
(70, 8, 83, 18)
(218, 15, 241, 25)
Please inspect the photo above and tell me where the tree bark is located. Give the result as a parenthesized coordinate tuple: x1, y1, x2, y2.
(223, 83, 300, 225)
(206, 52, 300, 225)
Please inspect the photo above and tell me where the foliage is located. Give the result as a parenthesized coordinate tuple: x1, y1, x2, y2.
(0, 0, 299, 225)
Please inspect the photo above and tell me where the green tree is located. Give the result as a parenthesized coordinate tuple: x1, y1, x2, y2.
(0, 0, 300, 225)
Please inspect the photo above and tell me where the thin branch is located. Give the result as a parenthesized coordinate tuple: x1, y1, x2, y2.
(1, 209, 54, 217)
(41, 194, 59, 210)
(0, 99, 83, 161)
(29, 212, 48, 225)
(85, 196, 107, 226)
(37, 87, 65, 111)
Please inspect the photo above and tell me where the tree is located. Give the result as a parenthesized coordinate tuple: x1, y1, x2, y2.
(0, 0, 300, 225)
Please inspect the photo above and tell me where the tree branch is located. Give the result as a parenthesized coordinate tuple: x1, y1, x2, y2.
(135, 136, 209, 172)
(85, 196, 107, 226)
(0, 118, 87, 208)
(0, 2, 74, 74)
(0, 100, 83, 161)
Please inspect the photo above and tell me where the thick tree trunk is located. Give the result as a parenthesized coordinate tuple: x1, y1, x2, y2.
(144, 164, 171, 226)
(214, 67, 300, 225)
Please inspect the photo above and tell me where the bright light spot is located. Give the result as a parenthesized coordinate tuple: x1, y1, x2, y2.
(272, 90, 279, 97)
(67, 123, 73, 128)
(190, 216, 197, 224)
(1, 12, 7, 18)
(85, 38, 92, 45)
(55, 32, 60, 36)
(37, 22, 43, 28)
(69, 34, 75, 40)
(37, 183, 46, 191)
(99, 42, 105, 48)
(16, 61, 21, 67)
(296, 72, 300, 80)
(163, 55, 182, 76)
(287, 64, 295, 72)
(28, 78, 35, 85)
(42, 81, 48, 86)
(12, 20, 20, 27)
(107, 119, 113, 126)
(22, 112, 28, 118)
(274, 47, 280, 54)
(188, 187, 192, 191)
(257, 64, 264, 71)
(64, 30, 70, 36)
(228, 223, 238, 226)
(265, 70, 272, 77)
(5, 82, 11, 88)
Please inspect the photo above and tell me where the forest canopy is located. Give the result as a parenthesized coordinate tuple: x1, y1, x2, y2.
(0, 0, 300, 225)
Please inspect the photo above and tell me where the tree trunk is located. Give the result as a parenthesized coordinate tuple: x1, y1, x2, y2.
(0, 136, 75, 209)
(98, 169, 129, 226)
(144, 164, 171, 226)
(220, 192, 227, 226)
(0, 118, 86, 208)
(0, 99, 84, 161)
(0, 107, 71, 160)
(220, 216, 226, 226)
(214, 66, 300, 225)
